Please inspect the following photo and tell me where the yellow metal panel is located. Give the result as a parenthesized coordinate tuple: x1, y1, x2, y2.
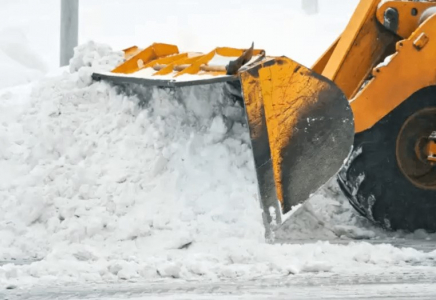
(215, 47, 264, 57)
(122, 46, 140, 59)
(143, 53, 188, 69)
(322, 0, 397, 99)
(311, 36, 340, 74)
(215, 47, 245, 57)
(351, 13, 436, 133)
(239, 61, 282, 223)
(152, 43, 179, 57)
(153, 55, 204, 75)
(260, 59, 333, 208)
(111, 43, 179, 74)
(175, 50, 216, 76)
(240, 57, 353, 213)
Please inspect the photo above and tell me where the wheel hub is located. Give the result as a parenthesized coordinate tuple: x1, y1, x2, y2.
(426, 132, 436, 162)
(396, 107, 436, 190)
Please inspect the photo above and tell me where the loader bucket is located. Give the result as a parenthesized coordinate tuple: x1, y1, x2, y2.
(92, 43, 354, 228)
(239, 57, 354, 217)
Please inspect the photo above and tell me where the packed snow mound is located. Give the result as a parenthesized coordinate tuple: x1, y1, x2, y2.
(0, 28, 48, 89)
(68, 41, 124, 88)
(1, 42, 436, 288)
(69, 40, 124, 73)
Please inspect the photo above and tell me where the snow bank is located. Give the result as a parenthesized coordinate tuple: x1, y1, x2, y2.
(1, 42, 436, 289)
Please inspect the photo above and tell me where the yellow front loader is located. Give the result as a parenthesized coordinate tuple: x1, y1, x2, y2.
(93, 0, 436, 234)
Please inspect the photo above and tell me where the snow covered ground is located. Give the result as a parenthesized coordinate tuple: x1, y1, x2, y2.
(1, 1, 436, 299)
(5, 274, 436, 299)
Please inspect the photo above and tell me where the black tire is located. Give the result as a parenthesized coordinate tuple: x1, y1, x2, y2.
(338, 86, 436, 232)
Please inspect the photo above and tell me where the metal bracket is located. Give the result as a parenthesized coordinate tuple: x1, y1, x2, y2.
(384, 7, 399, 33)
(413, 33, 429, 50)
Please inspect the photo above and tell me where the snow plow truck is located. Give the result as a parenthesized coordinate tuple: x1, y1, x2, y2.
(92, 0, 436, 234)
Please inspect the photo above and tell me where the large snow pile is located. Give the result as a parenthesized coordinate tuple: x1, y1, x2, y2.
(1, 42, 436, 289)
